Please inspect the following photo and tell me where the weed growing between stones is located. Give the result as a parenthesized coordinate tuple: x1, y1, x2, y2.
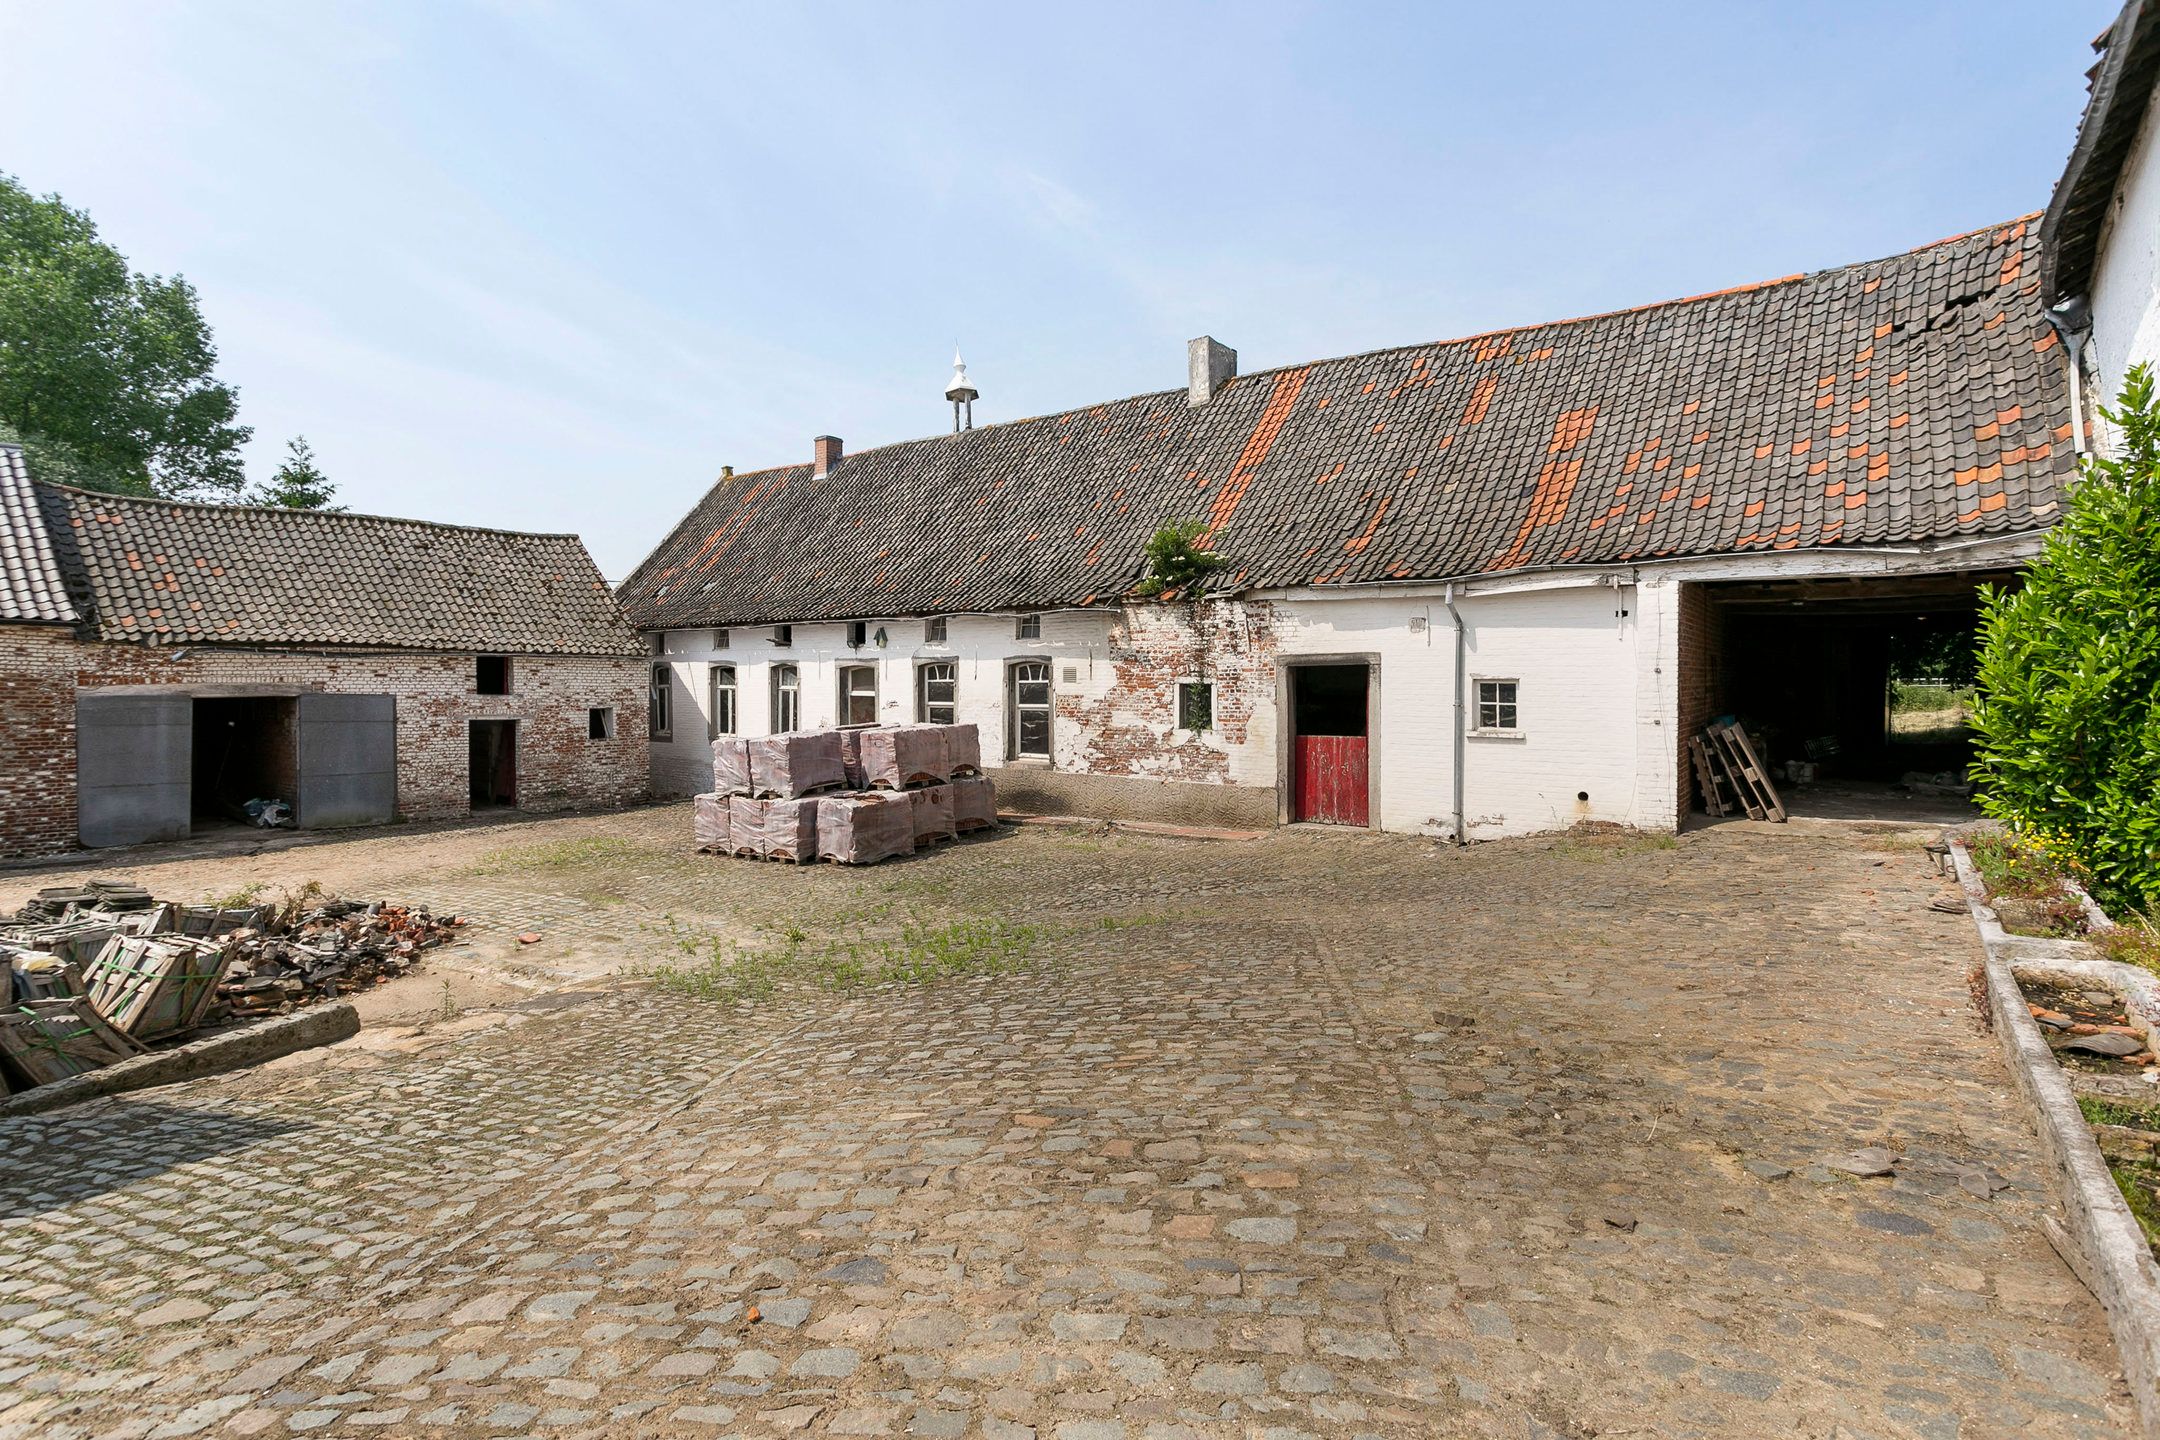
(635, 910, 1044, 1003)
(465, 835, 661, 877)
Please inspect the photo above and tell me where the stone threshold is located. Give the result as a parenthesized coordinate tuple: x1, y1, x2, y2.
(1948, 832, 2160, 1438)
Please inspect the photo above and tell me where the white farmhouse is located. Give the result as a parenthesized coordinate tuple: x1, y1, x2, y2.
(2042, 0, 2160, 435)
(622, 222, 2067, 839)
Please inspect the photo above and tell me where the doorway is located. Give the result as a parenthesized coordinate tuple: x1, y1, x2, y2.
(1289, 663, 1370, 825)
(190, 697, 298, 829)
(470, 719, 517, 809)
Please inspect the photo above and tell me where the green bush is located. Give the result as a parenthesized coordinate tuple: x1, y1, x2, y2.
(1971, 364, 2160, 913)
(1133, 519, 1226, 598)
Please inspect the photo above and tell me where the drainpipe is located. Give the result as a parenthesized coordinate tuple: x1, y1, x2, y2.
(1442, 581, 1466, 845)
(2043, 297, 2092, 458)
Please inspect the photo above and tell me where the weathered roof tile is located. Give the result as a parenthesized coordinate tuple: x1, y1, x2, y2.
(624, 219, 2070, 629)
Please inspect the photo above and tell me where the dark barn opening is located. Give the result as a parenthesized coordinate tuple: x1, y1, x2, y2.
(1679, 571, 2017, 820)
(189, 696, 298, 826)
(1293, 664, 1369, 737)
(469, 719, 518, 809)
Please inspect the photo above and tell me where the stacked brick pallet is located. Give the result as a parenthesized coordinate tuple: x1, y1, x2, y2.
(695, 723, 996, 865)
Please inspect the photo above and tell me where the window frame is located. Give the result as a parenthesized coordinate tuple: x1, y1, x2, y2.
(1176, 680, 1215, 733)
(771, 624, 792, 648)
(1015, 613, 1042, 641)
(588, 706, 616, 741)
(1471, 677, 1523, 738)
(711, 628, 729, 651)
(1008, 658, 1052, 761)
(917, 659, 957, 725)
(709, 663, 737, 739)
(924, 616, 948, 645)
(839, 662, 879, 727)
(649, 663, 673, 740)
(771, 662, 801, 733)
(648, 632, 667, 657)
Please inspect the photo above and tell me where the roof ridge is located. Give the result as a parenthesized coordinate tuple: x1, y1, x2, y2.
(696, 215, 2043, 481)
(36, 479, 588, 544)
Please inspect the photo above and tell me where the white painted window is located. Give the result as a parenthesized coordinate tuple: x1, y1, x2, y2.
(1475, 679, 1520, 732)
(649, 665, 673, 740)
(771, 663, 800, 732)
(1010, 660, 1051, 758)
(711, 628, 729, 650)
(918, 660, 956, 724)
(925, 616, 948, 644)
(840, 663, 878, 727)
(1016, 613, 1042, 640)
(1177, 681, 1214, 732)
(709, 664, 736, 738)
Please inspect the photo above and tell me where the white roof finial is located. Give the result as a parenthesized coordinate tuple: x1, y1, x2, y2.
(945, 347, 979, 403)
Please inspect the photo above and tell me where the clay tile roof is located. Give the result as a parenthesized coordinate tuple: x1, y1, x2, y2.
(621, 218, 2071, 630)
(21, 475, 640, 655)
(0, 444, 79, 624)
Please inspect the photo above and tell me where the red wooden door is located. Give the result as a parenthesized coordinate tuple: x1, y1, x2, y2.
(1294, 735, 1369, 825)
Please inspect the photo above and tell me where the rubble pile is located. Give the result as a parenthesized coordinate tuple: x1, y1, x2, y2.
(697, 723, 997, 866)
(1, 882, 463, 1097)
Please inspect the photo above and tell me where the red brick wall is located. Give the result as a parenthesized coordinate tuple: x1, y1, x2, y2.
(1674, 582, 1724, 817)
(1, 625, 84, 858)
(0, 633, 650, 859)
(1072, 602, 1280, 783)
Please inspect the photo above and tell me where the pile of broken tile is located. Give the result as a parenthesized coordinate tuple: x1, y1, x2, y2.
(0, 880, 462, 1096)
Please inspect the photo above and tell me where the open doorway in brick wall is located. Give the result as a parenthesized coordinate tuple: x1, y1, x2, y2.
(1677, 571, 2019, 823)
(469, 719, 518, 810)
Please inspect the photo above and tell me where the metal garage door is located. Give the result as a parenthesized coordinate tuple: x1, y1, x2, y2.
(295, 693, 396, 828)
(76, 691, 191, 848)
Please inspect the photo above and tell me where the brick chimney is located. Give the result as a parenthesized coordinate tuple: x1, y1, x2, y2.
(1187, 337, 1236, 406)
(813, 435, 843, 477)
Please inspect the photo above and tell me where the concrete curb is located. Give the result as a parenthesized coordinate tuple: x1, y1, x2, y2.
(1948, 836, 2160, 1436)
(0, 1002, 360, 1119)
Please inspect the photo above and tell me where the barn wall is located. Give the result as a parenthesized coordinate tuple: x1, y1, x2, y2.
(0, 634, 648, 858)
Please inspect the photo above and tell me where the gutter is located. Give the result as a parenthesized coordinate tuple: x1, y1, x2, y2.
(2043, 298, 2094, 459)
(1442, 581, 1467, 845)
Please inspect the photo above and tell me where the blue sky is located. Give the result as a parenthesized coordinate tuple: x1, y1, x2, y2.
(0, 1, 2118, 578)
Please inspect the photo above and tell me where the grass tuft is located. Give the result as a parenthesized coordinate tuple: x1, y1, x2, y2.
(636, 910, 1044, 1004)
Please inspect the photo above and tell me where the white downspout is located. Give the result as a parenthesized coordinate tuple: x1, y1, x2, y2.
(1443, 581, 1466, 845)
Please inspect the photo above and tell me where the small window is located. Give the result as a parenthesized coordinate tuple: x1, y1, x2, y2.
(711, 628, 729, 650)
(649, 633, 667, 657)
(476, 655, 511, 695)
(1016, 613, 1042, 640)
(771, 624, 792, 647)
(709, 664, 737, 738)
(649, 664, 673, 739)
(1178, 681, 1214, 732)
(588, 707, 615, 740)
(771, 663, 801, 732)
(1476, 679, 1519, 732)
(918, 660, 957, 724)
(1010, 660, 1051, 759)
(847, 620, 868, 648)
(925, 616, 948, 645)
(840, 663, 878, 726)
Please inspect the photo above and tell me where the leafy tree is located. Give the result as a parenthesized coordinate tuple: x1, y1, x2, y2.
(1971, 364, 2160, 913)
(1134, 519, 1227, 598)
(0, 172, 251, 500)
(248, 436, 340, 510)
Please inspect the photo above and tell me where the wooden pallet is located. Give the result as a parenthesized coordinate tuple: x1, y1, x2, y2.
(82, 935, 232, 1041)
(0, 998, 145, 1088)
(1703, 721, 1786, 822)
(1689, 736, 1732, 818)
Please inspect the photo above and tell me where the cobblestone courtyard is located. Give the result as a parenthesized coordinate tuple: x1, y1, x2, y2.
(0, 807, 2135, 1438)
